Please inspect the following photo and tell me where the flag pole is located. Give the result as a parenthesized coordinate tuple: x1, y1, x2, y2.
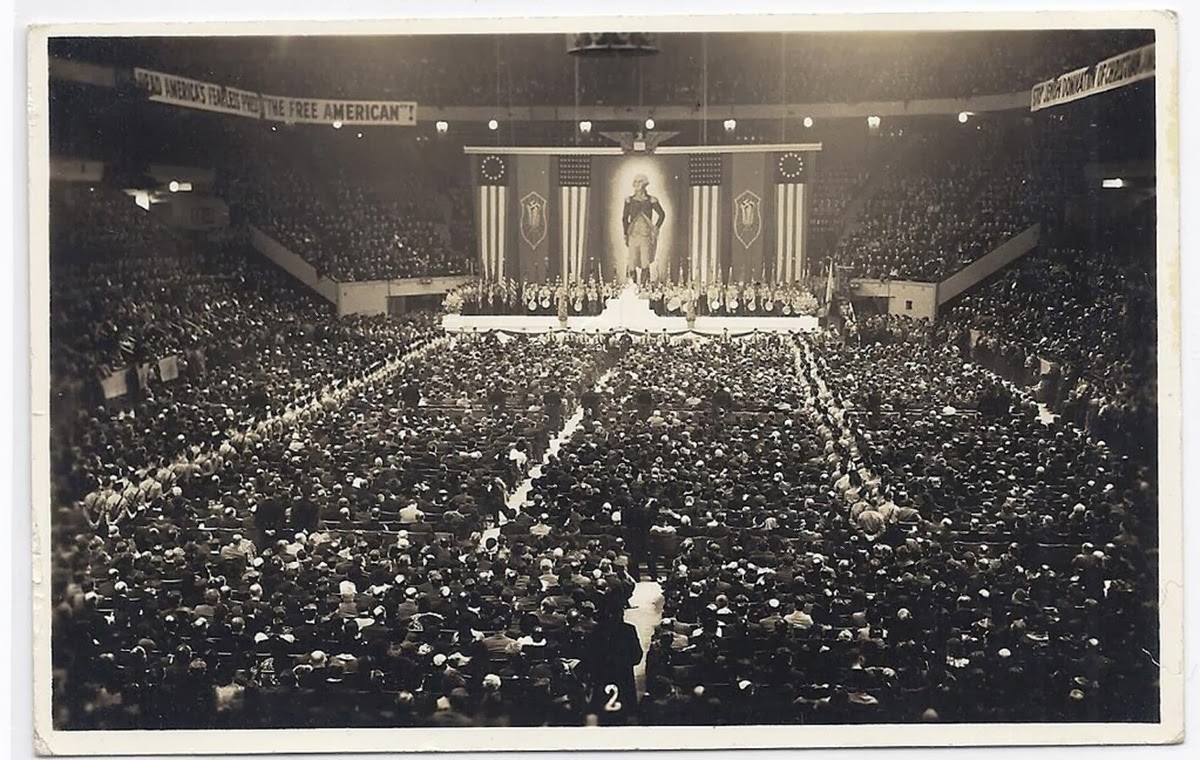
(702, 34, 709, 146)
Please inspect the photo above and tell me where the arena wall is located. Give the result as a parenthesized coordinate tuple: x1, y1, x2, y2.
(336, 276, 473, 316)
(49, 156, 105, 183)
(848, 279, 939, 321)
(149, 193, 230, 230)
(146, 164, 217, 187)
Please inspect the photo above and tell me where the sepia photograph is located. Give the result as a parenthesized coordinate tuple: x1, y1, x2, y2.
(27, 9, 1182, 754)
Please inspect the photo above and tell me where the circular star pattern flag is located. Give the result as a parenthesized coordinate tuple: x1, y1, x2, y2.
(481, 155, 507, 183)
(778, 152, 806, 180)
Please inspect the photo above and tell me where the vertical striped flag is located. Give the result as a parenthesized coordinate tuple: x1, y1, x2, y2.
(688, 154, 723, 285)
(558, 156, 591, 284)
(774, 151, 809, 282)
(477, 154, 509, 281)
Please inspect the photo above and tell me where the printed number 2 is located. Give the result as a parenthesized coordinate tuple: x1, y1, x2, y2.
(604, 684, 622, 712)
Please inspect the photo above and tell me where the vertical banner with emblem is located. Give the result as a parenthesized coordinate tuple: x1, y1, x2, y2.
(516, 155, 552, 283)
(730, 152, 770, 283)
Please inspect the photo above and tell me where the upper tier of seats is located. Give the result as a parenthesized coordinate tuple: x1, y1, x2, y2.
(222, 167, 473, 282)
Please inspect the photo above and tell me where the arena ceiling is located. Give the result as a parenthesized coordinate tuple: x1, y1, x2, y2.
(49, 29, 1154, 105)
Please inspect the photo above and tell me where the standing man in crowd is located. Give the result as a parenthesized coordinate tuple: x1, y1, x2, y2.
(622, 495, 659, 583)
(712, 385, 734, 416)
(544, 388, 564, 428)
(401, 380, 422, 410)
(583, 596, 643, 724)
(635, 387, 655, 418)
(581, 387, 601, 419)
(488, 383, 506, 414)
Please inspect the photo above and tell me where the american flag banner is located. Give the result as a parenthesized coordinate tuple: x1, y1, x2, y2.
(688, 154, 723, 285)
(477, 154, 509, 281)
(774, 151, 809, 282)
(558, 156, 591, 284)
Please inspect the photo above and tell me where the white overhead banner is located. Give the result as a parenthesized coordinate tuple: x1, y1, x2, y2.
(1029, 43, 1155, 112)
(133, 68, 263, 117)
(258, 95, 416, 126)
(132, 67, 417, 126)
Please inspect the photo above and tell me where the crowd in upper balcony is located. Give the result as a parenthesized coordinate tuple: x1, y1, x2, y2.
(223, 167, 474, 282)
(819, 126, 1038, 281)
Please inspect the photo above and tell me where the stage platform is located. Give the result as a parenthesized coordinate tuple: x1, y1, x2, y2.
(442, 284, 821, 335)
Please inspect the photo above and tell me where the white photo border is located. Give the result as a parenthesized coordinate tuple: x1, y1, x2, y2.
(25, 8, 1183, 755)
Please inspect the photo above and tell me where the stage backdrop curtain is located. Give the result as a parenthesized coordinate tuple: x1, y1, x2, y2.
(474, 150, 814, 285)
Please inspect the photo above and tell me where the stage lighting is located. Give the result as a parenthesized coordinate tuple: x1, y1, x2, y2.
(332, 120, 343, 130)
(356, 132, 363, 139)
(567, 33, 659, 57)
(579, 120, 593, 133)
(644, 118, 655, 130)
(867, 115, 881, 129)
(724, 119, 737, 132)
(958, 111, 973, 124)
(488, 119, 499, 131)
(803, 116, 814, 128)
(435, 120, 449, 133)
(168, 181, 180, 193)
(1102, 178, 1126, 189)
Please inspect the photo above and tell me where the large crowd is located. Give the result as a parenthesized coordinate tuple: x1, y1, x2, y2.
(51, 330, 634, 729)
(48, 31, 1161, 730)
(798, 324, 1157, 721)
(50, 186, 444, 513)
(509, 333, 1158, 723)
(52, 303, 1160, 727)
(825, 126, 1038, 281)
(223, 168, 473, 282)
(940, 209, 1157, 458)
(807, 161, 869, 260)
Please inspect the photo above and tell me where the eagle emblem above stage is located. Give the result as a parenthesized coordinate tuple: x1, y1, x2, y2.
(599, 130, 680, 153)
(520, 191, 548, 249)
(733, 189, 763, 249)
